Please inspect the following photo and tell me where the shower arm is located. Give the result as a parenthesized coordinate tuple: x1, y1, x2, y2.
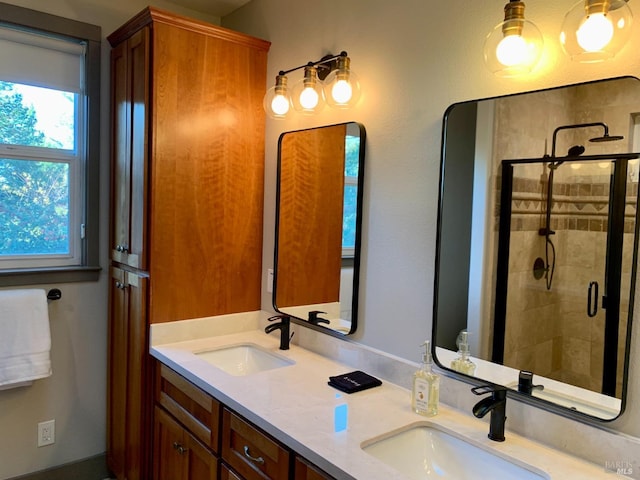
(550, 122, 609, 158)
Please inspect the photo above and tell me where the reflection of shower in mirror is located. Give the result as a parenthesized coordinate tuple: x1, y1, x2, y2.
(537, 122, 624, 290)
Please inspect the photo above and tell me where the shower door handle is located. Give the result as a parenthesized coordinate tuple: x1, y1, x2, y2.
(587, 281, 599, 317)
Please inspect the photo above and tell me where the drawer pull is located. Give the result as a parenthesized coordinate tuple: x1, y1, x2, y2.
(243, 445, 265, 465)
(173, 441, 188, 455)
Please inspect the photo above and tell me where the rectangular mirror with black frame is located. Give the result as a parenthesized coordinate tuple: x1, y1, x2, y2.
(433, 76, 640, 421)
(273, 122, 365, 335)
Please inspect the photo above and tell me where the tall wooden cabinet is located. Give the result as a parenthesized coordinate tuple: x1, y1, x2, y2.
(107, 7, 269, 479)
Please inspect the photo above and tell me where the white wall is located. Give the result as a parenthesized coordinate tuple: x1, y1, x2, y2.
(0, 1, 219, 479)
(223, 0, 640, 439)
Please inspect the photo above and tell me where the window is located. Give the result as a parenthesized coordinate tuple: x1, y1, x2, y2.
(342, 134, 361, 258)
(0, 4, 101, 285)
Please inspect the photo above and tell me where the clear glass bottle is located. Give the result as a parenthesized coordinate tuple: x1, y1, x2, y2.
(450, 330, 476, 375)
(412, 340, 439, 416)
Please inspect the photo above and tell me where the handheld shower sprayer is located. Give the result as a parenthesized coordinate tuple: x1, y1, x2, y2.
(537, 122, 624, 290)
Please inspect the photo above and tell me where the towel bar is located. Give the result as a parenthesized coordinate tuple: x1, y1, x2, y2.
(46, 289, 62, 301)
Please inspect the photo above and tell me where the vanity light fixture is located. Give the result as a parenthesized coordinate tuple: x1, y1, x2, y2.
(560, 0, 633, 62)
(483, 0, 544, 77)
(263, 51, 361, 119)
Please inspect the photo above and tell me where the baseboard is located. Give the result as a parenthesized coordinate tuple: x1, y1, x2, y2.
(8, 454, 111, 480)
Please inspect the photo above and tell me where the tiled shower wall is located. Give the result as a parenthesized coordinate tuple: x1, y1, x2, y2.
(503, 172, 636, 395)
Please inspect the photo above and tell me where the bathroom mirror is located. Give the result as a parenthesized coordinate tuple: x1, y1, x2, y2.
(433, 76, 640, 421)
(273, 122, 365, 335)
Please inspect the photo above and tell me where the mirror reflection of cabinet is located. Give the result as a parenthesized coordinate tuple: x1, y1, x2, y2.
(434, 76, 640, 421)
(274, 122, 365, 335)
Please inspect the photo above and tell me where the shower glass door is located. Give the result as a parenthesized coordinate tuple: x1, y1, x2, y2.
(493, 156, 638, 398)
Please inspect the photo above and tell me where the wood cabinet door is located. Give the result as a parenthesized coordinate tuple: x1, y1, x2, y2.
(184, 429, 218, 480)
(220, 464, 243, 480)
(154, 406, 187, 480)
(153, 406, 218, 480)
(110, 27, 149, 270)
(107, 266, 149, 480)
(148, 21, 267, 323)
(107, 266, 128, 479)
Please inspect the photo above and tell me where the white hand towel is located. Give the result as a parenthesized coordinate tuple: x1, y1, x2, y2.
(0, 289, 52, 388)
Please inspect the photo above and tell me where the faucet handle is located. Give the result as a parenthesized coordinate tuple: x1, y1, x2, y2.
(268, 314, 290, 323)
(471, 385, 507, 398)
(308, 310, 330, 325)
(517, 370, 544, 394)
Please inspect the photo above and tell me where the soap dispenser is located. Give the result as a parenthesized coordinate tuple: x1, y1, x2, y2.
(450, 329, 476, 376)
(411, 340, 439, 417)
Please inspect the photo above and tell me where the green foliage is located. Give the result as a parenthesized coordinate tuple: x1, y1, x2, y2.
(0, 81, 46, 147)
(0, 82, 69, 256)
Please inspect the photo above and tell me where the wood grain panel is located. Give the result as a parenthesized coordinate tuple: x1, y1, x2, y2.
(276, 124, 346, 308)
(149, 22, 267, 322)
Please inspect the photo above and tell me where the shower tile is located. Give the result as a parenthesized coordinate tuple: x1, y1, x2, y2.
(577, 218, 589, 231)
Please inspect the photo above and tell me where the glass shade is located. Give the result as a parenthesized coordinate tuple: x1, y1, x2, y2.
(291, 66, 325, 114)
(323, 57, 361, 109)
(560, 0, 633, 62)
(263, 74, 291, 119)
(484, 18, 544, 76)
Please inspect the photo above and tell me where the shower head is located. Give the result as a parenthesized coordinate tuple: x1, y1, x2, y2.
(589, 134, 625, 143)
(550, 122, 623, 157)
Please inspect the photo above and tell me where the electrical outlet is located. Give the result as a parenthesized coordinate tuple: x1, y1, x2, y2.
(267, 268, 274, 293)
(38, 420, 55, 447)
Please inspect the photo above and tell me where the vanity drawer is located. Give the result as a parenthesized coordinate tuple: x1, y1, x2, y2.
(294, 456, 334, 480)
(156, 363, 221, 453)
(221, 408, 290, 480)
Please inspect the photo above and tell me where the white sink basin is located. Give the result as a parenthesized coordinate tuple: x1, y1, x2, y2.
(195, 343, 294, 376)
(362, 423, 549, 480)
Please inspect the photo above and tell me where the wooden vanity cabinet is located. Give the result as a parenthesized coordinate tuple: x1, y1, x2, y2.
(153, 363, 337, 480)
(107, 7, 269, 479)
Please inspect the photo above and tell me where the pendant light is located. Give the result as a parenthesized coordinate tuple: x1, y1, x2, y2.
(483, 0, 544, 77)
(560, 0, 633, 62)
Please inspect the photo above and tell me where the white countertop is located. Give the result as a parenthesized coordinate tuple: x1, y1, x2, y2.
(151, 326, 618, 480)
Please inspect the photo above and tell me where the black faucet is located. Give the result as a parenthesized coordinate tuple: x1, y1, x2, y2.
(308, 310, 330, 325)
(471, 385, 507, 442)
(265, 315, 292, 350)
(517, 370, 544, 395)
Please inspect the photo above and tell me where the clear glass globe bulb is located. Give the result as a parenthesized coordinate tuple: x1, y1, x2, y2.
(271, 94, 290, 116)
(495, 34, 528, 66)
(576, 13, 613, 52)
(331, 79, 353, 104)
(299, 87, 319, 109)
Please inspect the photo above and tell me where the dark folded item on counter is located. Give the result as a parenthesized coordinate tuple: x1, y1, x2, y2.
(328, 370, 382, 394)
